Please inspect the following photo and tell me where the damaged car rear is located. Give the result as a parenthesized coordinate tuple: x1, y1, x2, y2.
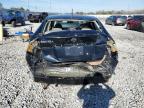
(26, 15, 118, 84)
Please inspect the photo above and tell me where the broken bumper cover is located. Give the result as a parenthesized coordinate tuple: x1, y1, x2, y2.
(33, 54, 117, 79)
(34, 63, 96, 78)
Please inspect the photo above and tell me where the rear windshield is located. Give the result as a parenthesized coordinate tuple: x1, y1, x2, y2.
(112, 16, 121, 19)
(15, 11, 24, 17)
(43, 20, 100, 34)
(120, 16, 127, 19)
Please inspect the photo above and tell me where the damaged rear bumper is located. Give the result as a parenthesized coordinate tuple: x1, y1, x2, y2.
(32, 54, 117, 79)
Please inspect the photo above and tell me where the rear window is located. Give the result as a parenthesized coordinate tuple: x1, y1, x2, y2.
(120, 16, 127, 19)
(15, 11, 24, 17)
(112, 16, 121, 19)
(43, 20, 100, 34)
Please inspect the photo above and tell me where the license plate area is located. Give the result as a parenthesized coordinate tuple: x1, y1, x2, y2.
(65, 46, 84, 56)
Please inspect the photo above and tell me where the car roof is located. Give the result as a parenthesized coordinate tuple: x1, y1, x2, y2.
(46, 15, 97, 21)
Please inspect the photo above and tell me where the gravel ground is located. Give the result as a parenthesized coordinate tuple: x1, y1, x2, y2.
(0, 21, 144, 108)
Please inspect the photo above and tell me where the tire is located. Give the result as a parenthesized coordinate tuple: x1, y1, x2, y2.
(137, 25, 143, 32)
(122, 23, 125, 26)
(21, 21, 25, 26)
(26, 53, 41, 82)
(34, 76, 41, 82)
(112, 22, 115, 26)
(11, 21, 16, 27)
(126, 24, 131, 30)
(2, 21, 5, 26)
(38, 19, 41, 23)
(30, 20, 33, 23)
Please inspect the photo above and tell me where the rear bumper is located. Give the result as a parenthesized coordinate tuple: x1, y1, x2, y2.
(32, 54, 117, 79)
(116, 22, 125, 25)
(33, 75, 107, 84)
(29, 18, 39, 22)
(34, 63, 96, 78)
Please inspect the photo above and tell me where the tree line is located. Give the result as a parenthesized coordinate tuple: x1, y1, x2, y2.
(0, 2, 29, 11)
(76, 9, 144, 15)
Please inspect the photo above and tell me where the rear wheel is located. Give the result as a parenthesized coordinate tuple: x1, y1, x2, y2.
(11, 21, 16, 27)
(122, 23, 125, 26)
(30, 20, 33, 23)
(137, 24, 143, 32)
(21, 21, 25, 26)
(1, 21, 5, 26)
(112, 22, 115, 26)
(126, 24, 131, 30)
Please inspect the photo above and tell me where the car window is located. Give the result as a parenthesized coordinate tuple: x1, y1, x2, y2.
(15, 11, 24, 17)
(109, 16, 113, 19)
(120, 16, 127, 19)
(7, 11, 15, 16)
(43, 20, 100, 34)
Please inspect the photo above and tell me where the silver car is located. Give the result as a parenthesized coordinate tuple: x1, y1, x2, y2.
(116, 16, 127, 26)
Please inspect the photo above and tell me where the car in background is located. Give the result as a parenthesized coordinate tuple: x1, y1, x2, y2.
(1, 10, 25, 27)
(126, 15, 144, 32)
(26, 15, 118, 84)
(28, 14, 40, 23)
(28, 12, 48, 23)
(105, 15, 127, 26)
(105, 16, 120, 26)
(116, 16, 127, 26)
(40, 12, 48, 21)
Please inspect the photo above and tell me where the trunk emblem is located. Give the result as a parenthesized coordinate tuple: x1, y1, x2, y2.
(71, 38, 77, 43)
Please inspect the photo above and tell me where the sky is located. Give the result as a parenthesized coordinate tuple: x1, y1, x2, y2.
(0, 0, 144, 13)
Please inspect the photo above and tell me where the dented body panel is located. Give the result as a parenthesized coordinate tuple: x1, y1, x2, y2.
(26, 15, 118, 83)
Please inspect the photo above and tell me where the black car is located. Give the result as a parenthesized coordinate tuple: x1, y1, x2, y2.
(1, 10, 25, 27)
(26, 15, 118, 84)
(40, 12, 48, 21)
(28, 12, 48, 23)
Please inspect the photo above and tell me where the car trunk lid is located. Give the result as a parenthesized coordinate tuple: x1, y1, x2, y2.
(39, 30, 107, 62)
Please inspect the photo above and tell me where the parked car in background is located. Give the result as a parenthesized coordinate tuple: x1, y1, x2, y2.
(105, 15, 127, 26)
(116, 16, 127, 26)
(28, 14, 40, 23)
(105, 16, 120, 26)
(126, 15, 144, 32)
(127, 16, 132, 20)
(28, 12, 48, 23)
(26, 15, 118, 84)
(40, 12, 48, 21)
(1, 10, 25, 27)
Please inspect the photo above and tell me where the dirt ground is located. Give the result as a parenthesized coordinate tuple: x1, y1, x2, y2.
(0, 20, 144, 108)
